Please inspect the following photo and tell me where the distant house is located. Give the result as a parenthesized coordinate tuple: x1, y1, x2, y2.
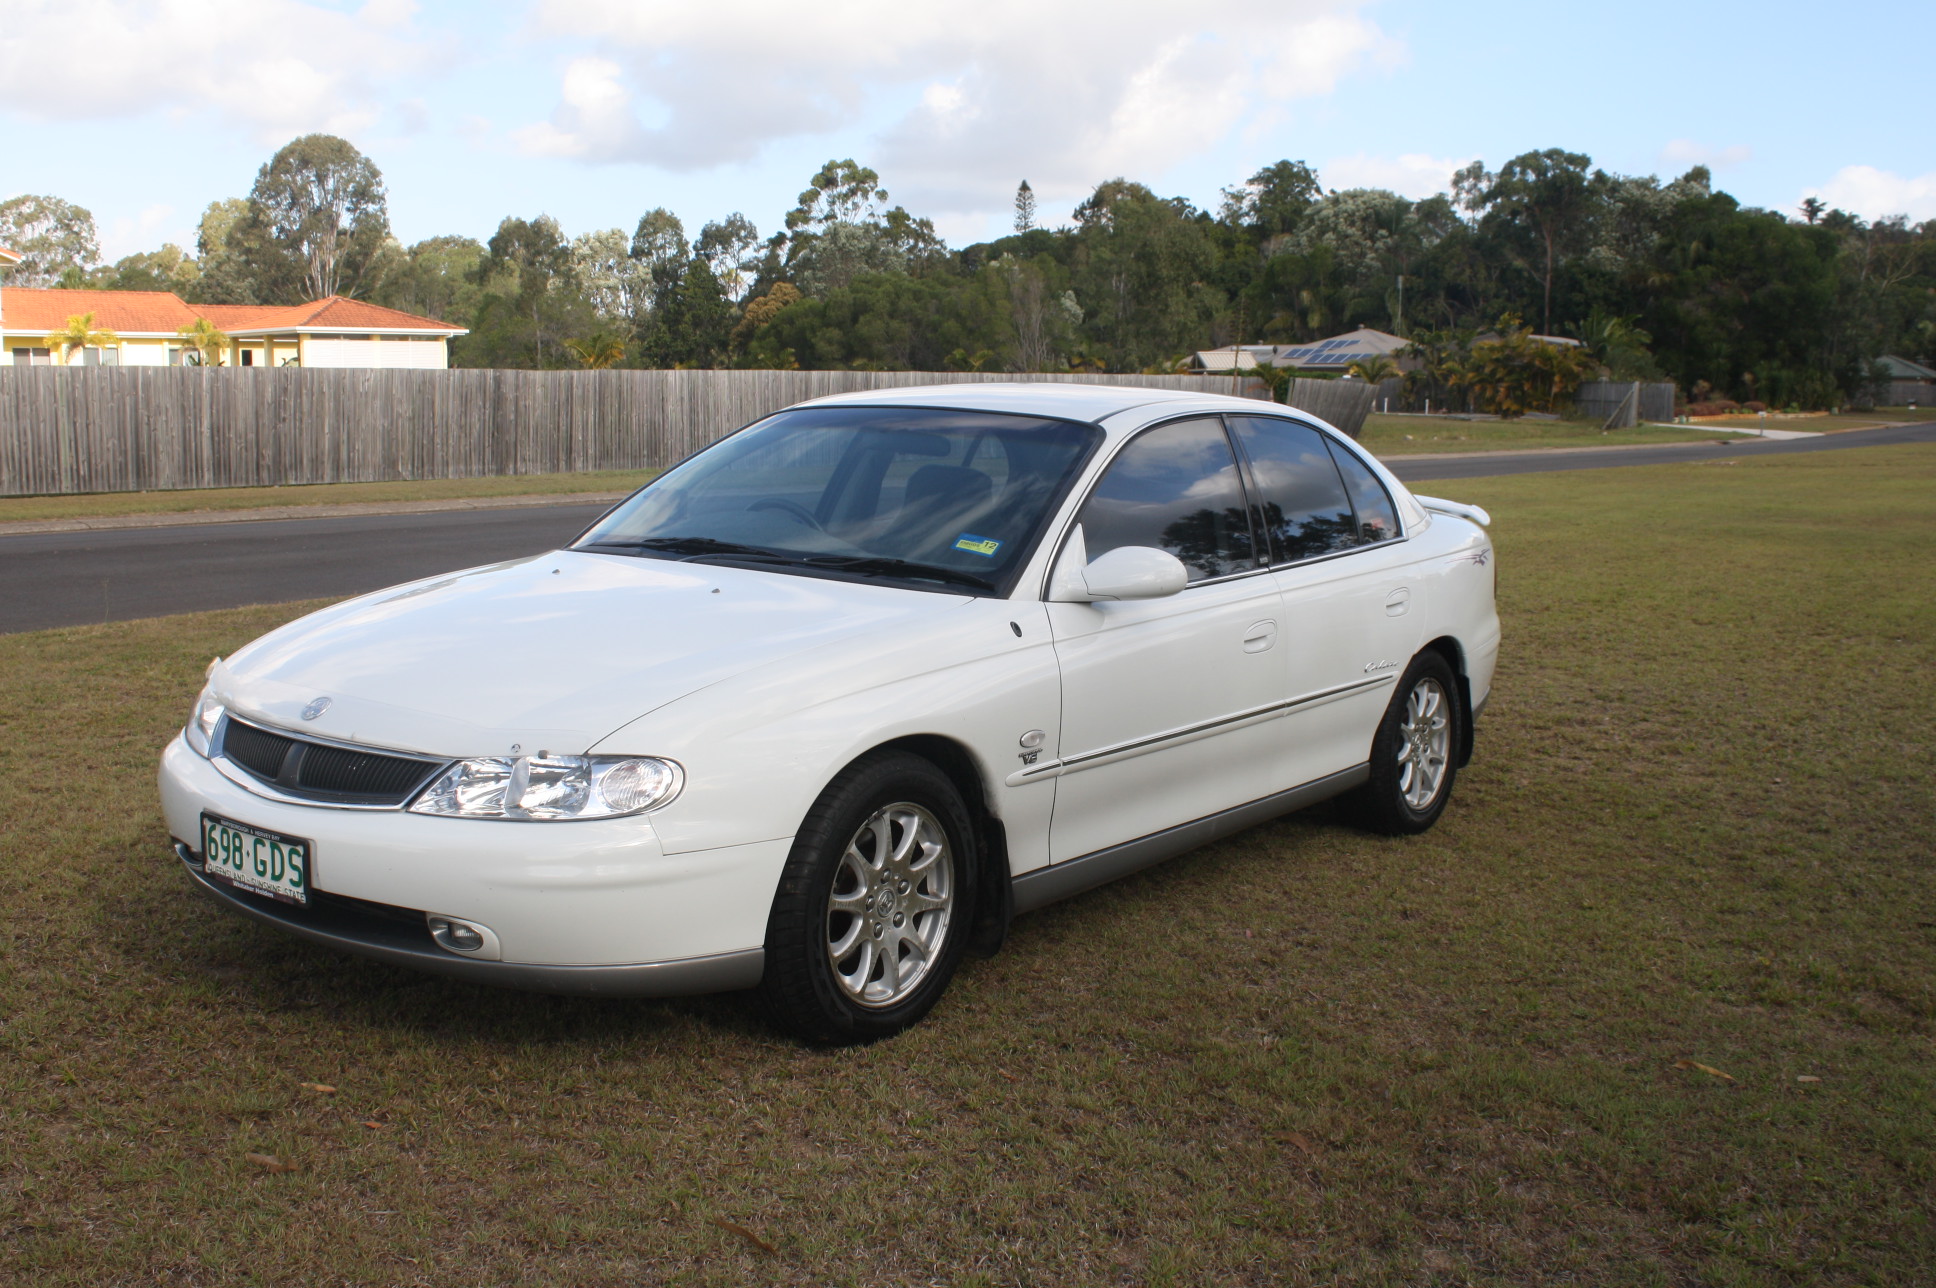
(1193, 326, 1585, 376)
(1270, 327, 1414, 373)
(1877, 354, 1935, 405)
(1191, 328, 1419, 375)
(2, 287, 467, 368)
(0, 245, 22, 335)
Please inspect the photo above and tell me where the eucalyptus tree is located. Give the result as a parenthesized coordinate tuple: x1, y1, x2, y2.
(0, 194, 101, 287)
(244, 134, 390, 301)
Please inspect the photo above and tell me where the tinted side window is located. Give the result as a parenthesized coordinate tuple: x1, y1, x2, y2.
(1325, 439, 1401, 544)
(1076, 418, 1256, 582)
(1227, 416, 1358, 563)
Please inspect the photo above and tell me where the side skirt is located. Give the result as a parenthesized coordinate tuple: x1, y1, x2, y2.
(1010, 763, 1369, 914)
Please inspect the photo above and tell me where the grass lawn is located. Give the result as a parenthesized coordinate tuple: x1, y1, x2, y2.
(2, 445, 1933, 1285)
(1695, 408, 1936, 433)
(0, 469, 657, 525)
(1357, 414, 1754, 454)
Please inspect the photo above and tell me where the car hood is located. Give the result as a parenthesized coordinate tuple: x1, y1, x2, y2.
(213, 551, 970, 757)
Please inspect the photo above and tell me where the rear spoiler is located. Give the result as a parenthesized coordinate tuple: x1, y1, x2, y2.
(1413, 495, 1491, 527)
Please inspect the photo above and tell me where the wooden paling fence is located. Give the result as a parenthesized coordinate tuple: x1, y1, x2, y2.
(0, 367, 1375, 498)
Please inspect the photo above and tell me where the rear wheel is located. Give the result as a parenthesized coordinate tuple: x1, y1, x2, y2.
(759, 752, 976, 1044)
(1346, 651, 1461, 835)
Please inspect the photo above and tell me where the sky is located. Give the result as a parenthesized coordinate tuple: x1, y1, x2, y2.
(2, 0, 1932, 264)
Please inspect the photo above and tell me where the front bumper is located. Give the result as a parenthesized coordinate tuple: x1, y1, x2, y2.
(176, 846, 762, 996)
(160, 734, 787, 986)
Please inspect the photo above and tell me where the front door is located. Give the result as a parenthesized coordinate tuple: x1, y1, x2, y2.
(1046, 417, 1286, 863)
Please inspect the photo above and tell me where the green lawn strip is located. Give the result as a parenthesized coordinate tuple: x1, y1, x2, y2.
(2, 444, 1933, 1284)
(0, 469, 658, 523)
(1359, 414, 1754, 454)
(1695, 408, 1936, 432)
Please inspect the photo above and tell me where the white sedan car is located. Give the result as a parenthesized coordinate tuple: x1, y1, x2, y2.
(160, 383, 1498, 1042)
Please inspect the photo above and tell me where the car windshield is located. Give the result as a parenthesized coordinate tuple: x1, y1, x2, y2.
(575, 406, 1099, 594)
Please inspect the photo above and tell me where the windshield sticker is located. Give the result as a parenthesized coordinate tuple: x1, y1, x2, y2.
(953, 534, 1002, 557)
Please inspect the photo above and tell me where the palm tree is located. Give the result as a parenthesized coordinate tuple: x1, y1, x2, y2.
(176, 318, 230, 367)
(47, 313, 120, 366)
(1346, 355, 1399, 385)
(563, 332, 626, 369)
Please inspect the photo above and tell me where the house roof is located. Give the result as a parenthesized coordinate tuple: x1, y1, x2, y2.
(0, 287, 206, 335)
(1879, 353, 1936, 381)
(0, 245, 22, 266)
(1, 288, 464, 338)
(1272, 327, 1411, 370)
(199, 295, 465, 336)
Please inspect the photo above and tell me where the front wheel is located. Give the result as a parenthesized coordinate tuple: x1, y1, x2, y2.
(758, 752, 977, 1044)
(1345, 652, 1462, 835)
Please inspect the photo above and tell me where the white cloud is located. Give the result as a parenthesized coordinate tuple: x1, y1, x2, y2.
(101, 203, 188, 262)
(1660, 138, 1752, 171)
(0, 0, 439, 143)
(1804, 165, 1936, 223)
(519, 0, 1400, 216)
(1319, 153, 1475, 199)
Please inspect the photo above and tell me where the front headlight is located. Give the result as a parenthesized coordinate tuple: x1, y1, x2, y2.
(408, 754, 683, 820)
(184, 686, 225, 757)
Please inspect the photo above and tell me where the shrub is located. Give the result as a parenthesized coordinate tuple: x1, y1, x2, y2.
(1687, 399, 1743, 417)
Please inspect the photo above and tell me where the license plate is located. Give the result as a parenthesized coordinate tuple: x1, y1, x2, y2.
(200, 813, 311, 906)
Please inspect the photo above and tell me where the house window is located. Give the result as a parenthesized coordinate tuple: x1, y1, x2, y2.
(81, 346, 121, 367)
(13, 347, 53, 366)
(241, 349, 254, 366)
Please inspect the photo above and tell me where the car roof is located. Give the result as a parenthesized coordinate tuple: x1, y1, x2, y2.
(792, 381, 1269, 424)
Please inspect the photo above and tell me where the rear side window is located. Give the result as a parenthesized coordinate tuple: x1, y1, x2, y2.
(1076, 417, 1256, 582)
(1226, 416, 1358, 563)
(1325, 439, 1401, 545)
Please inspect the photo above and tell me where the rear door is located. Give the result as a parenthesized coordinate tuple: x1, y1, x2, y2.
(1227, 415, 1424, 787)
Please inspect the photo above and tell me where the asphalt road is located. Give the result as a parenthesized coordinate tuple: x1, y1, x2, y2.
(1, 504, 612, 635)
(1384, 417, 1936, 482)
(4, 420, 1930, 635)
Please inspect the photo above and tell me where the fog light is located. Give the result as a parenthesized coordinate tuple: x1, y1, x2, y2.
(426, 914, 502, 960)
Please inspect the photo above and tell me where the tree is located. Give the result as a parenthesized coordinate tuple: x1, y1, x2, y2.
(571, 228, 652, 324)
(176, 317, 230, 366)
(454, 215, 594, 368)
(731, 281, 803, 355)
(190, 199, 260, 303)
(629, 208, 689, 301)
(695, 214, 761, 303)
(245, 134, 390, 300)
(1218, 160, 1321, 238)
(46, 312, 118, 365)
(0, 194, 101, 287)
(99, 244, 200, 294)
(372, 235, 484, 323)
(1800, 196, 1827, 225)
(639, 256, 733, 367)
(1014, 181, 1036, 234)
(563, 331, 627, 369)
(1459, 148, 1599, 334)
(780, 160, 944, 295)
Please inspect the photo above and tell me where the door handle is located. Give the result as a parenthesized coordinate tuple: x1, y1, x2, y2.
(1242, 620, 1277, 653)
(1385, 588, 1411, 617)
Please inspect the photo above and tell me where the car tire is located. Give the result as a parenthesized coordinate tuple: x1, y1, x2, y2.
(1345, 650, 1462, 836)
(758, 751, 978, 1044)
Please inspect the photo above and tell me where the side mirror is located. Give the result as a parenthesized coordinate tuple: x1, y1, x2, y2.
(1048, 526, 1189, 603)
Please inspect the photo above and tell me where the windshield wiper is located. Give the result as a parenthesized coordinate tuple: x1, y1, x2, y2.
(801, 556, 996, 592)
(579, 536, 787, 562)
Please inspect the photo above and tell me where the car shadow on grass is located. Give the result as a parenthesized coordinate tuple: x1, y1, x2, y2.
(103, 849, 781, 1051)
(103, 803, 1353, 1055)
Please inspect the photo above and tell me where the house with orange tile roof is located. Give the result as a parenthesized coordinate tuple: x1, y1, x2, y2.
(0, 246, 23, 337)
(2, 285, 467, 368)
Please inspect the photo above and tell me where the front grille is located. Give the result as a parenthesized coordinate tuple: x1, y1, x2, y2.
(218, 717, 446, 806)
